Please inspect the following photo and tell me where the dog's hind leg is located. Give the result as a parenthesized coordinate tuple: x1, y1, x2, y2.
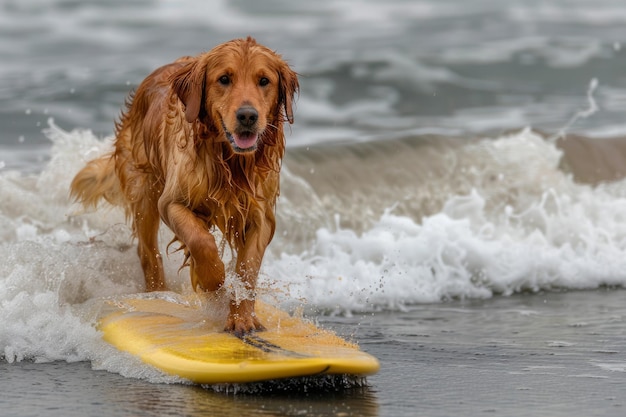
(134, 193, 166, 292)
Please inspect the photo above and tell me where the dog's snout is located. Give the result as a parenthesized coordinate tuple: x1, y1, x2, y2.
(236, 106, 258, 127)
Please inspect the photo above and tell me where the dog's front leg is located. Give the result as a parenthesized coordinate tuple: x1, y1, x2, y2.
(158, 197, 226, 291)
(225, 208, 275, 336)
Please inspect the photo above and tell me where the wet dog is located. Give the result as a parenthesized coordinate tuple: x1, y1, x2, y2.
(71, 37, 299, 335)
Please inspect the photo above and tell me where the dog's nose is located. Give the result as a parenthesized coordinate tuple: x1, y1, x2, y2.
(236, 106, 258, 127)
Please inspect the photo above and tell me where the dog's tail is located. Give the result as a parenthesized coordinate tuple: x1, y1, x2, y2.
(70, 154, 123, 209)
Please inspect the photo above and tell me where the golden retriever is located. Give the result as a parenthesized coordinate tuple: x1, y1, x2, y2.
(70, 37, 299, 336)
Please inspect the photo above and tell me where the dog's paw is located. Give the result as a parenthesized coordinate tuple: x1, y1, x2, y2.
(190, 254, 225, 292)
(224, 312, 266, 338)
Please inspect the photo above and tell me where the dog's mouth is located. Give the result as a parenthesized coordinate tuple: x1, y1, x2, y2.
(221, 121, 258, 153)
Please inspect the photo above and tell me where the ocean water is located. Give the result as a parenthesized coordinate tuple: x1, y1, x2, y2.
(3, 0, 626, 416)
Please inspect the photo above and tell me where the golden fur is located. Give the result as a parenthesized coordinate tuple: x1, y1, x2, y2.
(71, 37, 298, 335)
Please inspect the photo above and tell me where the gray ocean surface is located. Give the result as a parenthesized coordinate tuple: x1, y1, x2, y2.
(2, 1, 626, 416)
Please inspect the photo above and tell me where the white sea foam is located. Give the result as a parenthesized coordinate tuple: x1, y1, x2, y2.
(2, 122, 626, 378)
(265, 185, 626, 312)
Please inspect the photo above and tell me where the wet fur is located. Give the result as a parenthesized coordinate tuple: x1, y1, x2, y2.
(70, 37, 298, 335)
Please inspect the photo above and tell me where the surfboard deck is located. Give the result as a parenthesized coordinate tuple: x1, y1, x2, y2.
(97, 294, 380, 384)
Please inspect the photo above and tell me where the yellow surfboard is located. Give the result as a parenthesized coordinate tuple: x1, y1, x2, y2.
(98, 294, 380, 384)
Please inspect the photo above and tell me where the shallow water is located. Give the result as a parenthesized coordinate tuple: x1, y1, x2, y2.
(3, 290, 626, 417)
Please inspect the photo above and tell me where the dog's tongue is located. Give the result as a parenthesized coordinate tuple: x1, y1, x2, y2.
(233, 133, 258, 150)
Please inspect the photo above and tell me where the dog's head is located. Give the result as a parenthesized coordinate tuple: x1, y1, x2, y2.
(170, 37, 299, 153)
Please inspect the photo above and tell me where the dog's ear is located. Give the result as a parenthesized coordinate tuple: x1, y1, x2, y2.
(170, 59, 206, 124)
(278, 64, 299, 124)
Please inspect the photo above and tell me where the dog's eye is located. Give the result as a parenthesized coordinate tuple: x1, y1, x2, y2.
(218, 75, 230, 86)
(259, 77, 270, 87)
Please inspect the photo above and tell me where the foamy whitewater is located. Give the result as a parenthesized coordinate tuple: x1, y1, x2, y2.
(2, 118, 626, 381)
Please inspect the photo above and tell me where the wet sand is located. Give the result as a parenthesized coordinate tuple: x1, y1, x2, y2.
(2, 289, 625, 417)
